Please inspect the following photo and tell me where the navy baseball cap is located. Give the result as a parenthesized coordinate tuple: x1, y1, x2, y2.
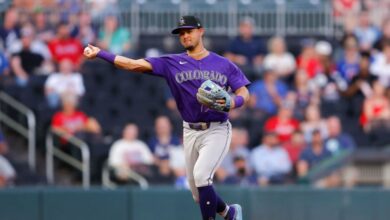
(171, 15, 202, 34)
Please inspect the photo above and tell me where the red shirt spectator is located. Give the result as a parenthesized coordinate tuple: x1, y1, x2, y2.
(296, 39, 321, 79)
(52, 110, 88, 134)
(48, 22, 83, 65)
(264, 105, 300, 143)
(283, 131, 306, 165)
(51, 93, 101, 135)
(48, 38, 83, 65)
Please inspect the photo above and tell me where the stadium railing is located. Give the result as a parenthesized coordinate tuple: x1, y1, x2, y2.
(0, 91, 36, 171)
(92, 0, 335, 40)
(46, 128, 90, 188)
(101, 160, 149, 189)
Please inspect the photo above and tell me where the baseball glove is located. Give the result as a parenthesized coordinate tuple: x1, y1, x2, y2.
(196, 80, 231, 112)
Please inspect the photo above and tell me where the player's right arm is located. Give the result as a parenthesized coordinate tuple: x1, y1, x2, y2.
(83, 44, 152, 73)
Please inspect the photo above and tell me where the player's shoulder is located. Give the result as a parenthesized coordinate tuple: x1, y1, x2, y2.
(210, 52, 236, 65)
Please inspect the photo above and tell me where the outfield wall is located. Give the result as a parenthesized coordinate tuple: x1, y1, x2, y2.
(0, 186, 389, 220)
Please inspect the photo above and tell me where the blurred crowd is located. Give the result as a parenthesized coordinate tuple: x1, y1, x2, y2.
(0, 1, 390, 188)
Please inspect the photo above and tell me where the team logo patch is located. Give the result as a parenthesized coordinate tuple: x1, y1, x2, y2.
(179, 17, 185, 25)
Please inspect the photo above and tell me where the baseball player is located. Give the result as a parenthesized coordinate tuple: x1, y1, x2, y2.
(84, 15, 250, 220)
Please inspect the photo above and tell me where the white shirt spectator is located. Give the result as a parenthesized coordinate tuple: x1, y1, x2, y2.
(250, 144, 291, 178)
(45, 72, 85, 97)
(108, 139, 154, 168)
(263, 53, 296, 76)
(370, 53, 390, 87)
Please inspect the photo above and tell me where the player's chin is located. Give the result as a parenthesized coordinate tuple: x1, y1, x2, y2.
(184, 45, 195, 50)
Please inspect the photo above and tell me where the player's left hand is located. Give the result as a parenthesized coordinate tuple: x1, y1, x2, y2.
(196, 80, 232, 112)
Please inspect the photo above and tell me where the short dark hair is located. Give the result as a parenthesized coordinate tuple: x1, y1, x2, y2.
(360, 51, 371, 59)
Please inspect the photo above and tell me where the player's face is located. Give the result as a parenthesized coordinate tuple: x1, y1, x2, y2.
(178, 28, 203, 51)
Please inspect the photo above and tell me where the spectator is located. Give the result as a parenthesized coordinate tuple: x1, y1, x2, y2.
(300, 105, 328, 142)
(51, 92, 107, 181)
(333, 0, 361, 21)
(33, 9, 55, 43)
(51, 93, 100, 136)
(297, 130, 337, 187)
(325, 116, 356, 154)
(0, 8, 20, 51)
(370, 40, 390, 87)
(45, 59, 85, 108)
(283, 131, 307, 168)
(353, 10, 381, 51)
(250, 132, 292, 186)
(263, 36, 296, 80)
(312, 56, 347, 104)
(148, 116, 180, 178)
(264, 103, 300, 144)
(360, 80, 390, 132)
(9, 23, 54, 75)
(344, 51, 377, 99)
(216, 127, 250, 182)
(10, 25, 45, 87)
(336, 34, 361, 82)
(224, 17, 265, 78)
(108, 123, 154, 183)
(291, 70, 319, 119)
(296, 38, 321, 79)
(48, 22, 83, 66)
(75, 11, 97, 47)
(224, 156, 257, 186)
(249, 68, 288, 116)
(343, 51, 377, 116)
(98, 15, 131, 55)
(373, 17, 390, 51)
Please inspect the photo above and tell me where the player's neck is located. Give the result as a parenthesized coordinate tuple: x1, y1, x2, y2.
(187, 46, 209, 60)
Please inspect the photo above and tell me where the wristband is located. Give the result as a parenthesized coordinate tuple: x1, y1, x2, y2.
(97, 50, 116, 64)
(234, 96, 244, 109)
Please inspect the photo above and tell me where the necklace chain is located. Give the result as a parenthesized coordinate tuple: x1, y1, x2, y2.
(187, 48, 207, 57)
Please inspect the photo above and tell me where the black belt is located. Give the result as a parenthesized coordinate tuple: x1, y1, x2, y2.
(187, 121, 226, 131)
(188, 122, 210, 131)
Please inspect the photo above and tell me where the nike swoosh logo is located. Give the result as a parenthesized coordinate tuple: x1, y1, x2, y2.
(179, 61, 187, 64)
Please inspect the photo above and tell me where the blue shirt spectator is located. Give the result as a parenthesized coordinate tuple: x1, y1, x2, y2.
(298, 130, 332, 170)
(224, 156, 257, 186)
(148, 116, 180, 160)
(250, 132, 291, 185)
(353, 11, 381, 51)
(224, 17, 266, 73)
(337, 60, 360, 83)
(336, 35, 360, 82)
(249, 69, 288, 115)
(148, 135, 180, 160)
(324, 116, 356, 154)
(299, 145, 332, 168)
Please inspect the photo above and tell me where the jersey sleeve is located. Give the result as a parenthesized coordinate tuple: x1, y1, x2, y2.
(144, 56, 169, 77)
(227, 62, 251, 92)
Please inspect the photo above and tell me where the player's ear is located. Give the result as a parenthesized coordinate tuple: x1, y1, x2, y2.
(199, 28, 205, 36)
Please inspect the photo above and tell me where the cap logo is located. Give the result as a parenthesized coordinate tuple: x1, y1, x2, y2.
(179, 17, 185, 25)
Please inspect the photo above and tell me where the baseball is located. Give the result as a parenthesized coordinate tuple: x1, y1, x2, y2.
(84, 47, 92, 55)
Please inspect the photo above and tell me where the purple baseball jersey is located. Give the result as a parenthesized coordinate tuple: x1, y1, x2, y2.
(145, 52, 250, 123)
